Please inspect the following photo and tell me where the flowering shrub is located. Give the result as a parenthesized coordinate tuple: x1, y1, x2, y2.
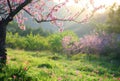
(62, 32, 120, 59)
(62, 36, 80, 54)
(80, 32, 117, 54)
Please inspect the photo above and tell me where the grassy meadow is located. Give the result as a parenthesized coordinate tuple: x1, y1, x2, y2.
(0, 48, 119, 81)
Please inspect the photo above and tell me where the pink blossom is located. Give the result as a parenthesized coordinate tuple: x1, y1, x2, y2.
(0, 0, 102, 30)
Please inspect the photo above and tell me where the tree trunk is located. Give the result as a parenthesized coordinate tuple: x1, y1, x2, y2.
(0, 19, 8, 70)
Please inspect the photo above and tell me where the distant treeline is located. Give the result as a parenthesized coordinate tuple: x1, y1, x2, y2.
(7, 22, 53, 37)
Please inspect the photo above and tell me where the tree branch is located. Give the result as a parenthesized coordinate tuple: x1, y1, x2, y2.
(7, 0, 12, 13)
(46, 2, 65, 18)
(5, 0, 32, 22)
(20, 0, 100, 25)
(24, 7, 90, 24)
(23, 8, 40, 22)
(9, 0, 32, 18)
(23, 8, 84, 24)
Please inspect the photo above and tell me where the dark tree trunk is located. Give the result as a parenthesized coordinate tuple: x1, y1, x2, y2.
(0, 19, 8, 70)
(0, 0, 31, 70)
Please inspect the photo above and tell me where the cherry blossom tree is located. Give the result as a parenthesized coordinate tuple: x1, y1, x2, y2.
(0, 0, 103, 67)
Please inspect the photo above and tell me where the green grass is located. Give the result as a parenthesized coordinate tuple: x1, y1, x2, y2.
(1, 48, 120, 81)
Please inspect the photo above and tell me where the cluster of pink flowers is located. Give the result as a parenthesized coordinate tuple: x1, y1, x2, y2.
(62, 32, 120, 55)
(62, 36, 81, 54)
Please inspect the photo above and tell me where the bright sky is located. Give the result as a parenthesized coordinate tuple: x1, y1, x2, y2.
(54, 0, 120, 6)
(54, 0, 120, 13)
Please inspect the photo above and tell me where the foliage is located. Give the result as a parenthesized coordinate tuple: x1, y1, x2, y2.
(48, 31, 78, 52)
(90, 4, 120, 59)
(6, 31, 78, 52)
(1, 48, 120, 81)
(95, 4, 120, 34)
(0, 65, 30, 81)
(6, 32, 48, 51)
(25, 33, 48, 50)
(106, 4, 120, 33)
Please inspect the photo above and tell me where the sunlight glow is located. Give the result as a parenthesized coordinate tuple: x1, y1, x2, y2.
(54, 0, 120, 13)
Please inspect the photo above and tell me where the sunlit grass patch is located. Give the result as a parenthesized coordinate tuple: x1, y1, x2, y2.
(2, 48, 119, 81)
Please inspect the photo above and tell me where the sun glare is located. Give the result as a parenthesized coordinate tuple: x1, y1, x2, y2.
(54, 0, 120, 13)
(93, 0, 120, 13)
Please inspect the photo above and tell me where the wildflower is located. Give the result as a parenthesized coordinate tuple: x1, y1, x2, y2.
(79, 74, 82, 78)
(118, 78, 120, 81)
(99, 78, 103, 81)
(20, 25, 26, 30)
(51, 73, 56, 78)
(94, 70, 99, 74)
(13, 75, 17, 79)
(24, 66, 28, 71)
(24, 61, 29, 65)
(58, 77, 62, 81)
(76, 70, 79, 75)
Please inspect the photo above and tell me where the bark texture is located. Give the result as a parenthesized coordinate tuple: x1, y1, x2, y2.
(0, 19, 8, 70)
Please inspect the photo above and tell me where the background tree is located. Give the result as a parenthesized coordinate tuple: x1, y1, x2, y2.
(106, 4, 120, 33)
(95, 4, 120, 33)
(0, 0, 102, 67)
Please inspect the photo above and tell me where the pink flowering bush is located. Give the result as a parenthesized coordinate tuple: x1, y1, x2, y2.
(62, 36, 80, 54)
(62, 32, 120, 59)
(79, 32, 117, 54)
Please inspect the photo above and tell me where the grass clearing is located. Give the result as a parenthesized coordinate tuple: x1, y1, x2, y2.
(0, 48, 120, 81)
